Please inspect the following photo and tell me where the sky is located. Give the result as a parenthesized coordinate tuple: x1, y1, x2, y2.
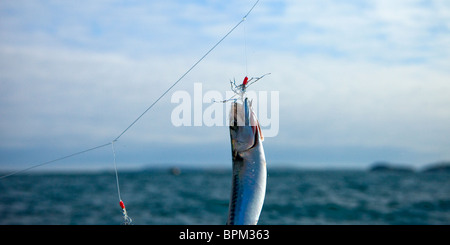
(1, 0, 450, 171)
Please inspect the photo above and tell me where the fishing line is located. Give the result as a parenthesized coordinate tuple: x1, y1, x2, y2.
(113, 0, 261, 142)
(0, 0, 262, 226)
(112, 141, 132, 225)
(0, 143, 112, 180)
(111, 141, 122, 202)
(244, 17, 248, 76)
(0, 0, 261, 181)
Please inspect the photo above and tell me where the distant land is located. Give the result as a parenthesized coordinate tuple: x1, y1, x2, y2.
(369, 161, 450, 173)
(369, 161, 414, 173)
(422, 161, 450, 173)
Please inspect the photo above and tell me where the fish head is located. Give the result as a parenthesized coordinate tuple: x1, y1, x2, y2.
(229, 98, 263, 152)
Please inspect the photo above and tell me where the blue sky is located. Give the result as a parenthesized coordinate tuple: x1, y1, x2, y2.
(1, 0, 450, 171)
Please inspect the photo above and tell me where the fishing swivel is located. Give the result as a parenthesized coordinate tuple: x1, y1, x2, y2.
(119, 200, 133, 225)
(214, 73, 271, 104)
(230, 73, 271, 97)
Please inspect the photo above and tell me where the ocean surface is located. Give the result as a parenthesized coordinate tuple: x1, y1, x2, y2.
(1, 169, 449, 225)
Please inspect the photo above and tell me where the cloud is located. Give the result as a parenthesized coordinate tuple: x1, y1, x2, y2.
(1, 0, 450, 169)
(250, 51, 450, 156)
(255, 0, 450, 65)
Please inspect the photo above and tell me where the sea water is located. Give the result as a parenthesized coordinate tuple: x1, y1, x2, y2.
(1, 169, 449, 225)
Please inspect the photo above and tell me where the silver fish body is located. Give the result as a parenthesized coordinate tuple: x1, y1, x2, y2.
(227, 98, 267, 225)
